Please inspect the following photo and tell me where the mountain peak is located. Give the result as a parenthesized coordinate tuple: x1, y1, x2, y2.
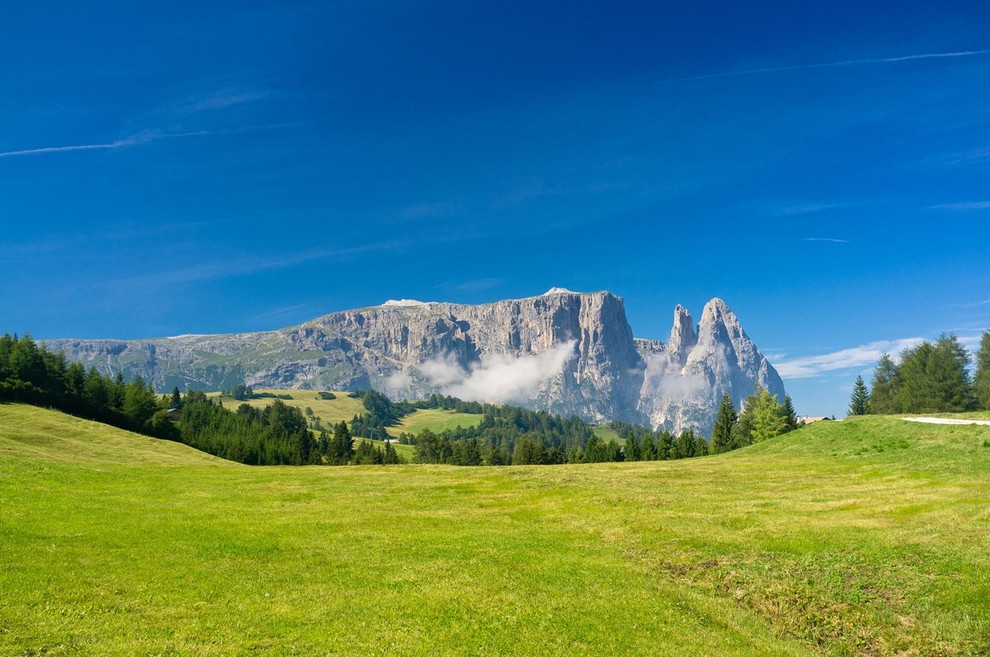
(46, 289, 784, 436)
(700, 297, 737, 323)
(382, 299, 435, 307)
(667, 305, 697, 365)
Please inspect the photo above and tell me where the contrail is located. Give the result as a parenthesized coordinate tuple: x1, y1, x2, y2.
(0, 140, 132, 158)
(661, 49, 990, 85)
(0, 122, 300, 158)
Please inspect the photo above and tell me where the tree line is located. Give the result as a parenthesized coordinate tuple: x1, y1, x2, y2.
(357, 387, 798, 466)
(0, 333, 402, 466)
(849, 333, 990, 415)
(3, 332, 801, 467)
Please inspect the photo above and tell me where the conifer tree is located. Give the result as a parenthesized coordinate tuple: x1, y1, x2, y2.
(623, 431, 641, 461)
(780, 394, 798, 432)
(740, 388, 786, 443)
(169, 386, 183, 409)
(710, 391, 737, 453)
(330, 421, 354, 464)
(849, 375, 870, 416)
(974, 331, 990, 410)
(640, 433, 657, 460)
(868, 353, 899, 414)
(383, 440, 401, 464)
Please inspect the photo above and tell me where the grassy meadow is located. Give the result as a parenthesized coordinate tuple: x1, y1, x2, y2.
(386, 408, 484, 438)
(209, 390, 483, 441)
(2, 403, 989, 656)
(210, 389, 366, 425)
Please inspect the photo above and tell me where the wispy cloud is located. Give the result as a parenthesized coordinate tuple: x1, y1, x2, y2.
(447, 277, 505, 294)
(951, 299, 990, 308)
(246, 302, 318, 326)
(0, 137, 140, 158)
(0, 122, 299, 158)
(660, 49, 990, 85)
(773, 338, 925, 378)
(928, 201, 990, 211)
(778, 203, 843, 215)
(108, 239, 412, 291)
(174, 90, 269, 114)
(801, 237, 850, 244)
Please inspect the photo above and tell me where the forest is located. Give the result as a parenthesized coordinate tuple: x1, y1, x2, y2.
(1, 333, 799, 467)
(849, 333, 990, 415)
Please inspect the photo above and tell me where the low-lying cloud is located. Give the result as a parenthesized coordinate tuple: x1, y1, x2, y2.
(391, 341, 577, 404)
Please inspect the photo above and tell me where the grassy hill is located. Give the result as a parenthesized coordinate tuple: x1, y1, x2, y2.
(2, 404, 988, 655)
(211, 389, 483, 440)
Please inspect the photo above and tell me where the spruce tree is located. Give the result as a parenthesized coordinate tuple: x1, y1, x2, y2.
(640, 433, 657, 460)
(780, 394, 798, 432)
(623, 432, 641, 461)
(896, 336, 975, 413)
(170, 386, 183, 409)
(868, 353, 899, 414)
(849, 375, 870, 416)
(710, 391, 737, 454)
(749, 389, 786, 442)
(974, 331, 990, 410)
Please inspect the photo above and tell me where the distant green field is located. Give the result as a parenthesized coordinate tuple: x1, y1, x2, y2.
(2, 404, 989, 656)
(212, 389, 483, 440)
(591, 423, 622, 443)
(354, 436, 416, 460)
(387, 407, 484, 437)
(211, 389, 366, 426)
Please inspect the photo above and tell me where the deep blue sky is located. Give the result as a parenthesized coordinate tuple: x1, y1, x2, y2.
(2, 1, 989, 416)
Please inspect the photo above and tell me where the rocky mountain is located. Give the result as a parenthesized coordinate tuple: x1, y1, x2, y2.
(47, 289, 784, 436)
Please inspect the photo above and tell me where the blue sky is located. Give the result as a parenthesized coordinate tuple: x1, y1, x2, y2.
(2, 1, 989, 417)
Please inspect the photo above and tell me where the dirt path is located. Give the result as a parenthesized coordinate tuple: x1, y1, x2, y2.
(902, 417, 990, 426)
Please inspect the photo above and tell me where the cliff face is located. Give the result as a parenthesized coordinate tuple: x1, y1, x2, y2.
(47, 290, 784, 435)
(635, 298, 786, 434)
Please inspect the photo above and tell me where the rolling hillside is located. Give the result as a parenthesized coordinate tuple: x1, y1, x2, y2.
(1, 404, 988, 655)
(211, 389, 483, 439)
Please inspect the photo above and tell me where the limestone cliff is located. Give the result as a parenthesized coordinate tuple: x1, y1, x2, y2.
(47, 290, 784, 435)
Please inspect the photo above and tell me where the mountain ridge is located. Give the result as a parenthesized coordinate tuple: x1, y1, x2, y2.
(46, 289, 785, 435)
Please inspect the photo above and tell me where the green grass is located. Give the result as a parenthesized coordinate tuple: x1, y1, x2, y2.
(2, 405, 989, 655)
(354, 436, 417, 460)
(387, 408, 484, 437)
(592, 424, 622, 444)
(211, 389, 366, 426)
(211, 390, 482, 440)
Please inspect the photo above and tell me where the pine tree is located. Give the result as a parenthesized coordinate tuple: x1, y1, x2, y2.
(742, 388, 786, 443)
(868, 353, 899, 414)
(330, 421, 354, 464)
(640, 433, 657, 460)
(710, 391, 737, 454)
(623, 432, 641, 461)
(383, 440, 401, 464)
(896, 335, 975, 413)
(849, 375, 870, 416)
(780, 394, 798, 432)
(974, 331, 990, 410)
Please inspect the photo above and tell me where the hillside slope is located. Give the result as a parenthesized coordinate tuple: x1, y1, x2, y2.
(2, 408, 988, 655)
(0, 403, 233, 466)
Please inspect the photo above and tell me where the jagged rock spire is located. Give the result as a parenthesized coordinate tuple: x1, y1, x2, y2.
(667, 305, 697, 367)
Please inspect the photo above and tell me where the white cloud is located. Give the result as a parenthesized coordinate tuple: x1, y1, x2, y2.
(660, 49, 990, 85)
(773, 338, 925, 378)
(0, 123, 297, 158)
(928, 201, 990, 211)
(397, 341, 577, 404)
